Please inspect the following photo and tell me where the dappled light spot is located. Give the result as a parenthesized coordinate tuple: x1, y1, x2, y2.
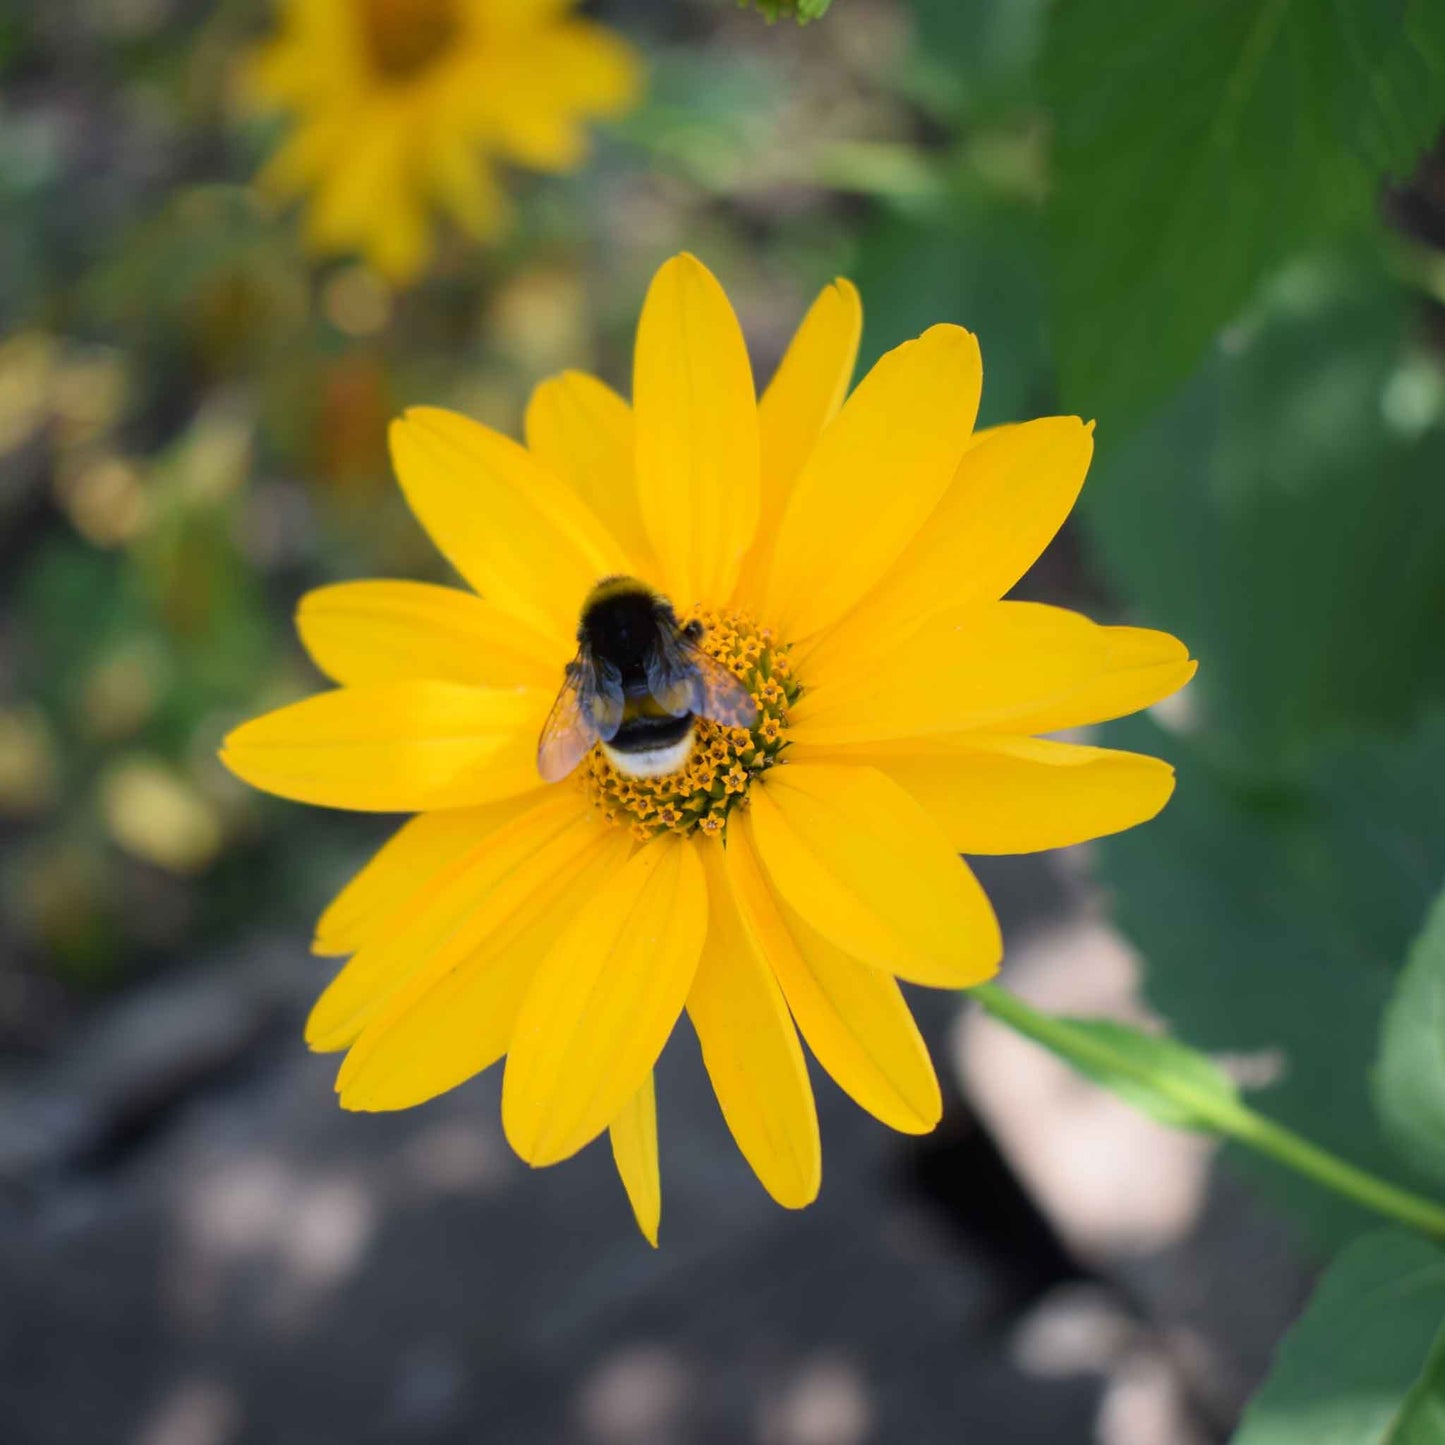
(576, 1344, 693, 1444)
(398, 1119, 514, 1197)
(283, 1176, 375, 1287)
(759, 1356, 873, 1445)
(134, 1377, 241, 1445)
(174, 1154, 378, 1327)
(957, 920, 1214, 1257)
(1010, 1283, 1134, 1378)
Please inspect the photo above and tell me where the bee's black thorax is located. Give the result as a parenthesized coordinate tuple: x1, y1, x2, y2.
(579, 577, 676, 695)
(579, 577, 697, 768)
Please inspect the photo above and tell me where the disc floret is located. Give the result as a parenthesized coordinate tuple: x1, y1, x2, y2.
(361, 0, 461, 81)
(579, 606, 797, 840)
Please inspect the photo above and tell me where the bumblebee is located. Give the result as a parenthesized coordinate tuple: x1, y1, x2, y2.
(537, 577, 757, 782)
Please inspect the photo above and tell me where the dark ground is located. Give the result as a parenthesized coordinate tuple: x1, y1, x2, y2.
(0, 851, 1312, 1445)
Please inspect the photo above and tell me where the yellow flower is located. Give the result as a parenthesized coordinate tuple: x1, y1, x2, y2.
(221, 254, 1195, 1243)
(241, 0, 642, 283)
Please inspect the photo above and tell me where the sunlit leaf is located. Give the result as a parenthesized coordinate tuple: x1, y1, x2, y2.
(746, 0, 834, 20)
(1053, 1019, 1241, 1133)
(975, 989, 1244, 1132)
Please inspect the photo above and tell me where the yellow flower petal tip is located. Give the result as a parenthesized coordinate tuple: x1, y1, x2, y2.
(611, 1077, 662, 1244)
(240, 0, 643, 284)
(223, 252, 1193, 1233)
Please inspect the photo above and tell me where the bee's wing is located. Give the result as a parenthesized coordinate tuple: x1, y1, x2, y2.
(644, 625, 700, 717)
(646, 632, 757, 729)
(536, 653, 624, 783)
(690, 650, 759, 728)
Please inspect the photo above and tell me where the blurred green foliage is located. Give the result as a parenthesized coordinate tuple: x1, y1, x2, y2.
(746, 0, 834, 21)
(1083, 262, 1445, 767)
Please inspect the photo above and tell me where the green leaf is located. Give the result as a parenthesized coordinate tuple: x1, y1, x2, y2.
(1233, 1231, 1445, 1445)
(1056, 1018, 1243, 1132)
(1375, 891, 1445, 1191)
(1395, 1330, 1445, 1445)
(745, 0, 833, 21)
(975, 987, 1246, 1132)
(1082, 261, 1445, 767)
(1094, 712, 1445, 1245)
(1044, 0, 1445, 430)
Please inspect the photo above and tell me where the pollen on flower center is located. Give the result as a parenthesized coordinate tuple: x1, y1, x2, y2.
(360, 0, 462, 81)
(579, 606, 797, 842)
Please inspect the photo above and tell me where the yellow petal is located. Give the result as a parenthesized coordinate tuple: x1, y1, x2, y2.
(749, 764, 1000, 989)
(295, 108, 434, 283)
(763, 324, 981, 641)
(478, 22, 643, 171)
(389, 406, 629, 647)
(308, 790, 589, 1049)
(306, 109, 408, 251)
(428, 138, 509, 243)
(815, 417, 1094, 655)
(255, 115, 345, 199)
(791, 602, 1107, 748)
(313, 794, 545, 958)
(633, 254, 759, 607)
(297, 580, 562, 690)
(242, 1, 359, 105)
(1006, 626, 1197, 734)
(726, 813, 940, 1134)
(610, 1075, 661, 1247)
(366, 195, 432, 288)
(735, 279, 862, 607)
(688, 844, 820, 1208)
(502, 836, 707, 1166)
(335, 824, 629, 1107)
(860, 735, 1177, 854)
(540, 21, 644, 117)
(219, 681, 546, 812)
(524, 371, 655, 574)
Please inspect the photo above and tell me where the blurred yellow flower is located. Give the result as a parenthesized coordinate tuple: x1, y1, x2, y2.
(221, 254, 1195, 1242)
(241, 0, 643, 282)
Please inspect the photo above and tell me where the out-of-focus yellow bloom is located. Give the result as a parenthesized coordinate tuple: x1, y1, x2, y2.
(241, 0, 643, 283)
(0, 707, 59, 817)
(100, 758, 225, 876)
(222, 255, 1195, 1242)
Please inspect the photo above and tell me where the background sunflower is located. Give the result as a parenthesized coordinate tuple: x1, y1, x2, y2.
(241, 0, 642, 280)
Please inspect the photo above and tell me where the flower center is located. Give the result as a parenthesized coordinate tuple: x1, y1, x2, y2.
(359, 0, 461, 82)
(579, 606, 797, 842)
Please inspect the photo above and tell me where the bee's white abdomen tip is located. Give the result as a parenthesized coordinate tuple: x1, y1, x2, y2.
(603, 734, 696, 779)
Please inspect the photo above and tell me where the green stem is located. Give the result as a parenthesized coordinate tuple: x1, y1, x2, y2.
(1227, 1110, 1445, 1239)
(972, 981, 1445, 1240)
